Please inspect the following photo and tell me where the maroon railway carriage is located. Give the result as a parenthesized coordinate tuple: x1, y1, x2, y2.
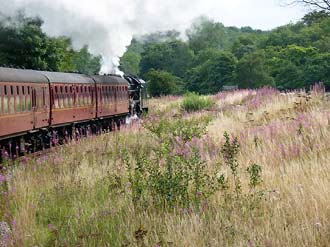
(92, 75, 129, 119)
(42, 71, 96, 127)
(0, 67, 50, 142)
(0, 67, 133, 161)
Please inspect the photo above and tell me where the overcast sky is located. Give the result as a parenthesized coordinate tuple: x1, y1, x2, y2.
(3, 0, 307, 72)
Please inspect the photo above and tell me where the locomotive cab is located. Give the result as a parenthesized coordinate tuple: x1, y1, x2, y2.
(124, 75, 148, 116)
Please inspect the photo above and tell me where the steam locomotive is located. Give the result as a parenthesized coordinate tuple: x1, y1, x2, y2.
(0, 67, 148, 161)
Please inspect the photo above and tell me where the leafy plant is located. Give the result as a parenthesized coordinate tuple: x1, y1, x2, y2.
(181, 93, 214, 112)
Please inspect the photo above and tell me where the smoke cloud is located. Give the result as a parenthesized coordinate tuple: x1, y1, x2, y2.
(2, 0, 304, 73)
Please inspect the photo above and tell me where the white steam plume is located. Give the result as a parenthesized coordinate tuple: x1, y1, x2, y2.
(3, 0, 211, 74)
(2, 0, 304, 74)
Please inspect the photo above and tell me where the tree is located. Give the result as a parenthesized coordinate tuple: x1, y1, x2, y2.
(119, 50, 141, 75)
(140, 40, 194, 78)
(48, 37, 76, 72)
(145, 69, 184, 97)
(231, 36, 256, 59)
(186, 52, 237, 94)
(0, 12, 101, 73)
(289, 0, 330, 11)
(305, 52, 330, 88)
(236, 50, 275, 89)
(267, 45, 318, 89)
(0, 15, 56, 70)
(186, 16, 228, 53)
(302, 10, 330, 25)
(73, 45, 101, 74)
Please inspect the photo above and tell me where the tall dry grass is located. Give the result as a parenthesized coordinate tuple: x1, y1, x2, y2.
(1, 87, 330, 246)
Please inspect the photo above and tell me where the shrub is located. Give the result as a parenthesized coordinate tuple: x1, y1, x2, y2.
(124, 115, 263, 211)
(181, 92, 214, 112)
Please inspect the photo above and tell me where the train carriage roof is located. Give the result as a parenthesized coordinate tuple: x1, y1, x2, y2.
(0, 67, 128, 85)
(0, 67, 47, 83)
(41, 71, 94, 84)
(91, 75, 128, 85)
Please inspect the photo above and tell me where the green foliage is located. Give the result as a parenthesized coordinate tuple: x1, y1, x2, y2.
(221, 132, 241, 197)
(125, 116, 263, 212)
(0, 15, 54, 70)
(231, 36, 256, 59)
(186, 16, 228, 53)
(119, 50, 141, 75)
(181, 92, 214, 112)
(73, 45, 101, 74)
(0, 12, 101, 73)
(118, 11, 330, 93)
(236, 50, 275, 88)
(145, 69, 184, 96)
(247, 163, 263, 189)
(125, 115, 215, 209)
(186, 51, 237, 94)
(140, 40, 194, 78)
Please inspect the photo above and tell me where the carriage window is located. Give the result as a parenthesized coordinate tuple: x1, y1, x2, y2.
(69, 86, 73, 106)
(3, 86, 8, 114)
(54, 88, 59, 109)
(37, 88, 42, 109)
(16, 86, 21, 112)
(59, 86, 63, 108)
(26, 87, 31, 111)
(79, 86, 83, 106)
(88, 86, 92, 104)
(21, 86, 26, 112)
(64, 86, 69, 107)
(9, 86, 15, 114)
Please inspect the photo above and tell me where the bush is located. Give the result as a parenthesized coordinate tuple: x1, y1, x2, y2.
(181, 92, 214, 112)
(124, 114, 263, 211)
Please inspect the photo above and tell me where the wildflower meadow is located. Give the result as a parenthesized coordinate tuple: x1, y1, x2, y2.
(1, 85, 330, 246)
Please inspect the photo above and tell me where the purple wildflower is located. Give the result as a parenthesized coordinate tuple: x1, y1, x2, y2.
(0, 175, 6, 183)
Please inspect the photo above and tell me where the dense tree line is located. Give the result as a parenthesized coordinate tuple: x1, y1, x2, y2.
(0, 12, 101, 74)
(120, 12, 330, 96)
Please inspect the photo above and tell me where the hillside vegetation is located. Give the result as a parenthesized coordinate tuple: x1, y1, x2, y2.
(1, 86, 330, 246)
(120, 11, 330, 95)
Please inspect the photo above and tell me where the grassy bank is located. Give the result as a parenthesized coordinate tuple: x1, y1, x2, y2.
(1, 87, 330, 246)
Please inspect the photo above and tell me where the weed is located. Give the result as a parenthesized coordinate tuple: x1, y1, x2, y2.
(181, 92, 214, 112)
